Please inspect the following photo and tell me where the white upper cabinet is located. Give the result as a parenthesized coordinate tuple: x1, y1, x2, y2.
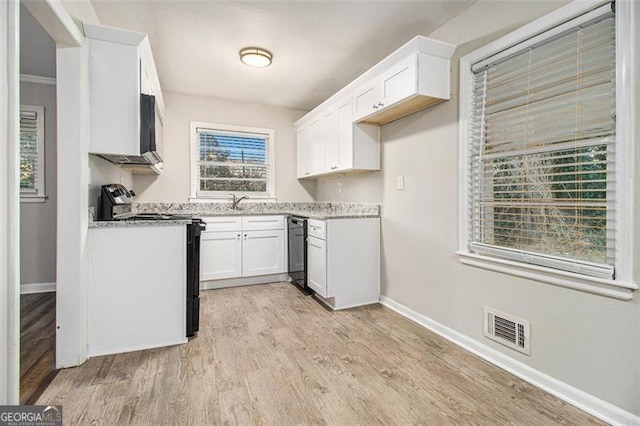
(296, 96, 379, 179)
(353, 77, 379, 123)
(295, 36, 454, 179)
(354, 55, 417, 121)
(84, 24, 164, 158)
(354, 51, 451, 125)
(296, 126, 311, 178)
(379, 55, 417, 110)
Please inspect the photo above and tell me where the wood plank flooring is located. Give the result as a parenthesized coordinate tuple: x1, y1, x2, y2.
(20, 292, 56, 405)
(37, 283, 602, 425)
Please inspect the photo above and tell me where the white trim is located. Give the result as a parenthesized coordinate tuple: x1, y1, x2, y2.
(19, 195, 48, 203)
(22, 0, 83, 47)
(457, 252, 637, 301)
(20, 282, 56, 294)
(200, 273, 286, 290)
(379, 295, 640, 426)
(613, 0, 638, 285)
(471, 3, 612, 72)
(189, 121, 276, 200)
(19, 74, 56, 86)
(458, 0, 638, 298)
(0, 0, 21, 405)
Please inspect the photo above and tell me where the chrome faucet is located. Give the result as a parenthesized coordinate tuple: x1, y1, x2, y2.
(230, 194, 248, 209)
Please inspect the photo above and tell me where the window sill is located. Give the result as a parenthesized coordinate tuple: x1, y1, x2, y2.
(456, 251, 638, 301)
(20, 195, 48, 203)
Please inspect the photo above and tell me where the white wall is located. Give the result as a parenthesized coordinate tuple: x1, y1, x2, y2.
(20, 82, 57, 286)
(20, 4, 56, 78)
(132, 92, 315, 203)
(314, 0, 640, 416)
(88, 156, 133, 216)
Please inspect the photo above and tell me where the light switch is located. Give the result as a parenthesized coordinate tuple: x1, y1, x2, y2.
(397, 176, 405, 190)
(338, 182, 343, 193)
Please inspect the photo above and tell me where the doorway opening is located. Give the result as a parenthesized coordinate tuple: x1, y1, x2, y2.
(18, 3, 58, 404)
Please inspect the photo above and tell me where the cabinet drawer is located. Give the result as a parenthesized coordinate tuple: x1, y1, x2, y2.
(202, 216, 242, 232)
(242, 215, 284, 231)
(308, 219, 326, 240)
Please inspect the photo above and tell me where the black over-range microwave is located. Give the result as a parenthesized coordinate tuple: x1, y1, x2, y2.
(94, 93, 162, 165)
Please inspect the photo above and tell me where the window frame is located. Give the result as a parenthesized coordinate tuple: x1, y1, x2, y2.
(19, 104, 46, 203)
(457, 0, 638, 300)
(189, 121, 276, 201)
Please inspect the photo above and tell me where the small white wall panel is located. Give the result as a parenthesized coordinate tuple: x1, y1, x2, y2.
(88, 225, 186, 357)
(326, 218, 380, 309)
(418, 53, 450, 100)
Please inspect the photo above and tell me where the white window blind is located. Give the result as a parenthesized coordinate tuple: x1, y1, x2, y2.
(467, 7, 616, 279)
(196, 127, 270, 195)
(19, 105, 45, 198)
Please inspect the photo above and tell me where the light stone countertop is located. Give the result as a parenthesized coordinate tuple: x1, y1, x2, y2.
(88, 202, 380, 228)
(135, 202, 380, 220)
(88, 219, 193, 229)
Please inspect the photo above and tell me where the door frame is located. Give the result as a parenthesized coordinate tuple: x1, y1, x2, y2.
(1, 0, 84, 404)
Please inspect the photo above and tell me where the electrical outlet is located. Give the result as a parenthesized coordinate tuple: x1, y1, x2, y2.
(338, 182, 343, 193)
(397, 176, 405, 190)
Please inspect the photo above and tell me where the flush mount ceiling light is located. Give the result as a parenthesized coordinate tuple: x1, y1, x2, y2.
(239, 47, 273, 67)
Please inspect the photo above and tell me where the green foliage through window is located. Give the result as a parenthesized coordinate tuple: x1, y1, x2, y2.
(197, 128, 269, 195)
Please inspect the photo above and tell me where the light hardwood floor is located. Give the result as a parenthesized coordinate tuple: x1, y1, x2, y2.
(37, 283, 602, 425)
(20, 292, 56, 405)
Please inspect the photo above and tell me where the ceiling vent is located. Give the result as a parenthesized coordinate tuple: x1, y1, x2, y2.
(483, 307, 530, 355)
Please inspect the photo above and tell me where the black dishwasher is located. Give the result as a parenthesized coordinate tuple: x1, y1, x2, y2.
(186, 219, 205, 337)
(287, 216, 308, 289)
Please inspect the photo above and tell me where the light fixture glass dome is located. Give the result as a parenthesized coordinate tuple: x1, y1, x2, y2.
(239, 47, 272, 67)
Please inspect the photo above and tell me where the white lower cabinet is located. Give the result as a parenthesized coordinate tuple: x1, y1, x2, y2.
(242, 229, 285, 277)
(307, 235, 327, 297)
(306, 217, 380, 310)
(201, 215, 285, 287)
(200, 231, 242, 280)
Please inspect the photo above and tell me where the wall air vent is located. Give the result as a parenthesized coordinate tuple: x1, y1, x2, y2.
(483, 307, 530, 355)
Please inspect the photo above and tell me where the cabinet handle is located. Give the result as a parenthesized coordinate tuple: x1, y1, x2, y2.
(331, 166, 337, 170)
(377, 101, 384, 107)
(237, 233, 241, 240)
(244, 233, 247, 240)
(372, 104, 378, 110)
(304, 172, 310, 176)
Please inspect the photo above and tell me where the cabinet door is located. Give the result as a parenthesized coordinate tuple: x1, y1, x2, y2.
(307, 236, 327, 297)
(200, 231, 242, 280)
(353, 77, 379, 121)
(322, 107, 339, 172)
(242, 230, 285, 277)
(336, 99, 353, 170)
(296, 126, 311, 178)
(88, 39, 140, 156)
(308, 119, 324, 175)
(380, 54, 417, 109)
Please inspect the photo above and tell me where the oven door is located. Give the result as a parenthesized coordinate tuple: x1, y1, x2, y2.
(287, 216, 307, 288)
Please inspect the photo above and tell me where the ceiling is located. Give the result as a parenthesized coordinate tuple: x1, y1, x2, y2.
(90, 0, 476, 112)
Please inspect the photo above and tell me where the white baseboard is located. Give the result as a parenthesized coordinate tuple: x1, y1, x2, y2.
(21, 282, 56, 294)
(201, 274, 287, 291)
(379, 295, 640, 426)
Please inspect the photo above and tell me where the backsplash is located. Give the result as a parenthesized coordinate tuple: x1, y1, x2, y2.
(135, 202, 380, 218)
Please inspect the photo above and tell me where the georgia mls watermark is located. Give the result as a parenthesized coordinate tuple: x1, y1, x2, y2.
(0, 406, 62, 426)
